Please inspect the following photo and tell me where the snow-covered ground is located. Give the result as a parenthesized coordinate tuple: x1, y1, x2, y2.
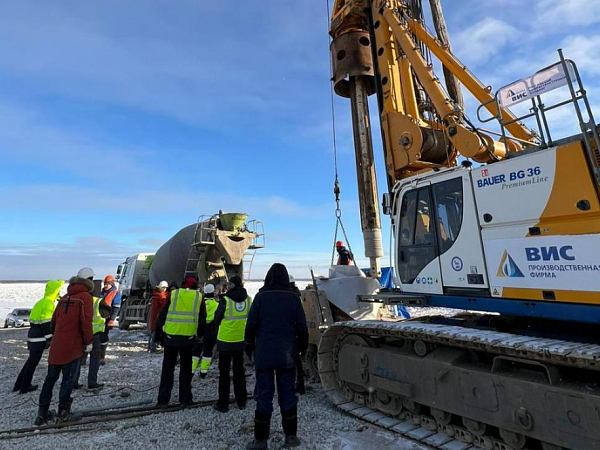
(0, 282, 432, 449)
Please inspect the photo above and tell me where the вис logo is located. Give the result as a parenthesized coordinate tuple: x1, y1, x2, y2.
(525, 246, 575, 261)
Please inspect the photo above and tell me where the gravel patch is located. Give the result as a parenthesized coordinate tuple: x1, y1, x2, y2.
(0, 326, 431, 450)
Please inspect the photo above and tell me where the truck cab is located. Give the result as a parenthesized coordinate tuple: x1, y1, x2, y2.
(116, 253, 154, 329)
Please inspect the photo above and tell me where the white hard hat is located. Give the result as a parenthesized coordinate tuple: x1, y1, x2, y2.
(77, 267, 95, 279)
(289, 275, 295, 283)
(204, 284, 215, 294)
(158, 281, 168, 288)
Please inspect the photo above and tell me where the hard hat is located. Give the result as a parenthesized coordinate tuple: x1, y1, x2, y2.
(104, 275, 115, 283)
(335, 241, 344, 247)
(158, 281, 168, 288)
(77, 267, 95, 279)
(203, 284, 215, 294)
(289, 275, 296, 283)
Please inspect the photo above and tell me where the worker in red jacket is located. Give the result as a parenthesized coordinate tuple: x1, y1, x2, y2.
(34, 267, 94, 425)
(148, 281, 169, 352)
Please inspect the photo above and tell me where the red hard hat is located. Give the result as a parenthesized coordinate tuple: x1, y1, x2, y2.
(335, 241, 344, 247)
(104, 275, 115, 283)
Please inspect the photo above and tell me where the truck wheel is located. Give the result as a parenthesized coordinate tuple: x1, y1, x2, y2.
(3, 320, 8, 328)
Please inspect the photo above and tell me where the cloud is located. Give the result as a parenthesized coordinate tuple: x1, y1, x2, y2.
(118, 226, 169, 235)
(560, 35, 600, 76)
(0, 236, 154, 280)
(138, 238, 166, 248)
(536, 0, 600, 28)
(0, 103, 153, 183)
(453, 18, 519, 67)
(0, 2, 329, 130)
(0, 183, 328, 219)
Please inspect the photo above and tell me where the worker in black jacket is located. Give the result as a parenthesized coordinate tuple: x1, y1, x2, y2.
(213, 276, 252, 412)
(245, 263, 308, 450)
(155, 276, 206, 407)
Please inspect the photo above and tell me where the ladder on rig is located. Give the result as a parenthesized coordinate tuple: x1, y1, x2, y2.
(242, 220, 266, 281)
(183, 215, 218, 280)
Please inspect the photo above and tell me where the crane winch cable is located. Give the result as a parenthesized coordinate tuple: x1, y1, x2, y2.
(326, 0, 354, 265)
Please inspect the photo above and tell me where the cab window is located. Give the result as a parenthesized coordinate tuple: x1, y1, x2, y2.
(433, 178, 463, 254)
(397, 187, 437, 284)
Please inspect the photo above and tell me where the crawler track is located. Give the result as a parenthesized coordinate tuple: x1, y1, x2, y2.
(319, 320, 600, 450)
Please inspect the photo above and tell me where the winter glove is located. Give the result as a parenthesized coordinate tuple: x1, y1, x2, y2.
(84, 344, 93, 353)
(244, 343, 254, 358)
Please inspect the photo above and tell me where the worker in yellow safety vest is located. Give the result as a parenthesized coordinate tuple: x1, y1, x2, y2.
(13, 280, 65, 394)
(75, 295, 110, 390)
(155, 276, 206, 407)
(192, 283, 219, 379)
(213, 276, 252, 412)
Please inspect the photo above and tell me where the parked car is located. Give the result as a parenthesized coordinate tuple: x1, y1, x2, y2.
(4, 308, 32, 328)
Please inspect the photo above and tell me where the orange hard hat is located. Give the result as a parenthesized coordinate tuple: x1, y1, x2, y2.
(104, 275, 115, 283)
(335, 241, 344, 247)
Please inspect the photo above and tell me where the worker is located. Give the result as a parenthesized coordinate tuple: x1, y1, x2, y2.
(245, 263, 308, 449)
(75, 290, 111, 390)
(192, 283, 219, 378)
(288, 275, 306, 396)
(213, 276, 251, 413)
(155, 276, 206, 407)
(13, 280, 65, 394)
(108, 281, 122, 328)
(335, 241, 354, 265)
(148, 280, 169, 352)
(99, 275, 118, 365)
(34, 267, 94, 425)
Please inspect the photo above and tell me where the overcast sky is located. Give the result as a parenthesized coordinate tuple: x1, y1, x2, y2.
(1, 0, 599, 280)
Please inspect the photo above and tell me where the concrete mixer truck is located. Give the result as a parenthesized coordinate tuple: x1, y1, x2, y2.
(116, 212, 264, 330)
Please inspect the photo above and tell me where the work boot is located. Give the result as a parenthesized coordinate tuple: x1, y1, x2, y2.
(283, 435, 301, 448)
(87, 383, 105, 390)
(246, 411, 271, 449)
(56, 399, 78, 423)
(33, 405, 50, 426)
(282, 408, 299, 447)
(213, 402, 229, 413)
(19, 384, 39, 394)
(246, 439, 268, 450)
(56, 405, 71, 423)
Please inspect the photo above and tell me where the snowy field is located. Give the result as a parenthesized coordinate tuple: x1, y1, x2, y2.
(0, 282, 432, 450)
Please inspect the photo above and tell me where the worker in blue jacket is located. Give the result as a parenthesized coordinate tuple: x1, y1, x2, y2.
(244, 263, 308, 449)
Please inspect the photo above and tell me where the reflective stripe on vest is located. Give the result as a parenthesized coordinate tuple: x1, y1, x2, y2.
(92, 297, 105, 335)
(217, 296, 251, 343)
(205, 298, 219, 323)
(164, 289, 200, 337)
(30, 318, 52, 325)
